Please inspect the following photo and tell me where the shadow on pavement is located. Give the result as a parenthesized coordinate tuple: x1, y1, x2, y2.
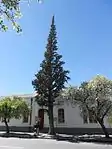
(0, 132, 34, 138)
(0, 132, 112, 145)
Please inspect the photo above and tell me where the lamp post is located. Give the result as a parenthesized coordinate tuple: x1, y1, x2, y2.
(29, 98, 33, 131)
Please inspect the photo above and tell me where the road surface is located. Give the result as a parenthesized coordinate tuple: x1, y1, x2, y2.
(0, 137, 111, 149)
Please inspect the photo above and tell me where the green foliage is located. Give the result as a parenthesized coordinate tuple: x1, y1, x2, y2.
(86, 75, 112, 119)
(0, 0, 22, 32)
(63, 75, 112, 138)
(32, 16, 70, 107)
(0, 96, 30, 121)
(0, 0, 42, 32)
(32, 16, 69, 135)
(64, 75, 112, 121)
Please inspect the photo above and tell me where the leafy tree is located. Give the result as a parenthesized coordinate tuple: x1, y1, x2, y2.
(0, 0, 42, 32)
(32, 16, 70, 135)
(86, 75, 112, 138)
(0, 96, 30, 133)
(0, 0, 22, 32)
(64, 75, 112, 138)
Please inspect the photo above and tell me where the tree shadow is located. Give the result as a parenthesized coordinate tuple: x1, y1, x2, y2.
(55, 135, 79, 143)
(1, 132, 112, 145)
(0, 132, 34, 139)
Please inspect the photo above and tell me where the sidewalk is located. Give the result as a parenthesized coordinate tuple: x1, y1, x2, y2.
(0, 131, 112, 145)
(0, 131, 36, 138)
(0, 131, 76, 141)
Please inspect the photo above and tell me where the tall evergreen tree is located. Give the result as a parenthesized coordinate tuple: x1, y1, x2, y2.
(32, 16, 70, 135)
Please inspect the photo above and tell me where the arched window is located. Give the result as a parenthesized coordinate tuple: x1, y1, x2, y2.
(89, 110, 97, 123)
(58, 108, 65, 123)
(83, 111, 88, 124)
(23, 115, 29, 123)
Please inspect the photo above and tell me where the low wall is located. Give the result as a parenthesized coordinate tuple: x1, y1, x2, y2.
(40, 127, 112, 135)
(0, 126, 32, 132)
(0, 126, 112, 135)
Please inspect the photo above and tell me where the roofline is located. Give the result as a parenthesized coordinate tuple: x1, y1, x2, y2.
(0, 93, 36, 99)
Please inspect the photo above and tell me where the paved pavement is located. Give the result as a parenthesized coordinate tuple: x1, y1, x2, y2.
(0, 137, 111, 149)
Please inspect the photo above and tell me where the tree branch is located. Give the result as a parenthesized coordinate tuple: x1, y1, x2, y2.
(101, 105, 112, 121)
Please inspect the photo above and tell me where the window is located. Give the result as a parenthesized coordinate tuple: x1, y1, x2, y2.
(83, 112, 88, 124)
(82, 108, 97, 124)
(7, 118, 10, 123)
(89, 110, 97, 123)
(58, 108, 65, 123)
(1, 118, 10, 123)
(82, 108, 88, 124)
(23, 115, 29, 123)
(89, 115, 97, 123)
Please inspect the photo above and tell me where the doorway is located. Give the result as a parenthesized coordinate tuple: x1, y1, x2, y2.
(38, 109, 44, 130)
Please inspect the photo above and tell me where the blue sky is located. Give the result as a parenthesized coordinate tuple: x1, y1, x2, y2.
(0, 0, 112, 95)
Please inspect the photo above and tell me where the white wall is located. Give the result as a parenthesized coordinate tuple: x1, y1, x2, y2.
(43, 100, 112, 129)
(0, 94, 111, 129)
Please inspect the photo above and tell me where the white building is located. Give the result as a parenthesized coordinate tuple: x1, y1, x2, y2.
(0, 93, 111, 134)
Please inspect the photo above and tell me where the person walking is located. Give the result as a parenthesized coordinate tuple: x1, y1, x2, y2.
(34, 119, 40, 137)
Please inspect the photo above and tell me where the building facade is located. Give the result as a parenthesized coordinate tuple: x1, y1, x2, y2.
(0, 93, 111, 134)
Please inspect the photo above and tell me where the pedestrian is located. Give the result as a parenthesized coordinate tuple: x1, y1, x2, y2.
(34, 119, 40, 137)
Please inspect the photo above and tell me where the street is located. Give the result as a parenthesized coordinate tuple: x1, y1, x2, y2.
(0, 138, 111, 149)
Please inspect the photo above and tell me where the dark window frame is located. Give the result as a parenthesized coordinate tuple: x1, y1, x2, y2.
(58, 108, 65, 123)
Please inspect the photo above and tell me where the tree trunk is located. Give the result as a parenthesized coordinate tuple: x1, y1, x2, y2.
(48, 105, 55, 135)
(4, 118, 9, 134)
(98, 119, 109, 138)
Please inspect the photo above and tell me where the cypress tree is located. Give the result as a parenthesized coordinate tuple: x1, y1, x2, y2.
(32, 16, 70, 135)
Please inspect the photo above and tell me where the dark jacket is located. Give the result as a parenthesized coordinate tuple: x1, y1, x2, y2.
(34, 122, 39, 129)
